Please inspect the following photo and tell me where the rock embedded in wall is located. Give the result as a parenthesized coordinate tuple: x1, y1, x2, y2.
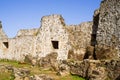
(38, 52, 58, 71)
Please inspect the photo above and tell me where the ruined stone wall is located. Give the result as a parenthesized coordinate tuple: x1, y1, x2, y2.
(0, 23, 37, 61)
(16, 28, 38, 37)
(10, 36, 36, 61)
(68, 22, 93, 49)
(0, 36, 36, 61)
(67, 22, 93, 60)
(0, 15, 93, 61)
(0, 39, 9, 59)
(0, 22, 8, 39)
(0, 14, 93, 61)
(0, 22, 9, 59)
(36, 15, 70, 60)
(95, 0, 120, 59)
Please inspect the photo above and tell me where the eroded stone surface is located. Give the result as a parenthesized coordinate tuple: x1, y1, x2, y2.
(0, 15, 93, 61)
(0, 22, 7, 39)
(38, 52, 58, 70)
(95, 0, 120, 59)
(16, 28, 38, 37)
(0, 0, 120, 80)
(59, 59, 120, 80)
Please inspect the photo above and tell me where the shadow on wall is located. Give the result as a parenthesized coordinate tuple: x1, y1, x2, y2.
(90, 10, 100, 60)
(3, 42, 9, 48)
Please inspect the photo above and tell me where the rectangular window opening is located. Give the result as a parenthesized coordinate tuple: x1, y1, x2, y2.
(52, 41, 59, 49)
(3, 42, 9, 48)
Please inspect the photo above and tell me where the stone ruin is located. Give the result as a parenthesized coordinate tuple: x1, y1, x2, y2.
(0, 0, 119, 61)
(95, 0, 120, 60)
(0, 0, 120, 79)
(0, 15, 93, 61)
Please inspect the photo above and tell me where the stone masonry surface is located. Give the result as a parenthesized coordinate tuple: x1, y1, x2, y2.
(95, 0, 120, 59)
(0, 0, 120, 61)
(0, 14, 93, 61)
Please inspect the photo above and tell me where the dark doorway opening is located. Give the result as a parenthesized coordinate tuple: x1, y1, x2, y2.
(3, 42, 9, 48)
(52, 41, 59, 49)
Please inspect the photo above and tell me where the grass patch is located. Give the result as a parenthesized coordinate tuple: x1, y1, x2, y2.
(0, 71, 15, 80)
(0, 59, 86, 80)
(0, 72, 11, 80)
(71, 75, 86, 80)
(0, 59, 31, 68)
(60, 74, 86, 80)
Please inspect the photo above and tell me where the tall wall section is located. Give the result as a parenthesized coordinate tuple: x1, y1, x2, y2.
(67, 22, 93, 60)
(95, 0, 120, 59)
(36, 15, 71, 60)
(36, 15, 93, 60)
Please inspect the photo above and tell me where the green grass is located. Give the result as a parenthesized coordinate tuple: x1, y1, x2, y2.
(0, 59, 31, 68)
(0, 59, 86, 80)
(60, 74, 86, 80)
(0, 72, 10, 80)
(71, 75, 86, 80)
(0, 71, 15, 80)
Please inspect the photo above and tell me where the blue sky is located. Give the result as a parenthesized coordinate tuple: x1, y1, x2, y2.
(0, 0, 102, 38)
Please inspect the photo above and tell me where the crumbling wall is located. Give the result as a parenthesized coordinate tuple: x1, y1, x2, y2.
(0, 21, 8, 39)
(0, 23, 38, 61)
(95, 0, 120, 59)
(36, 15, 70, 60)
(0, 14, 93, 61)
(0, 15, 93, 61)
(16, 28, 39, 37)
(0, 22, 9, 59)
(0, 36, 36, 61)
(67, 22, 93, 60)
(0, 39, 9, 59)
(10, 36, 36, 61)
